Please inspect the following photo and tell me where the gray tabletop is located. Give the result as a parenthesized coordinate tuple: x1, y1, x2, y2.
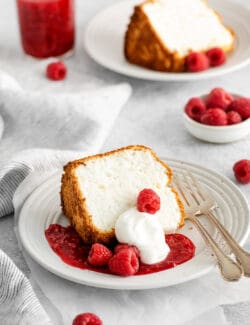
(0, 0, 250, 324)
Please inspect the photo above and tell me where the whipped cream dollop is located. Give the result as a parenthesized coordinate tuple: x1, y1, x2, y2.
(115, 207, 170, 264)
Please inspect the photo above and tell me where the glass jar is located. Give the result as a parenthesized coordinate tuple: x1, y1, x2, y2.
(16, 0, 75, 58)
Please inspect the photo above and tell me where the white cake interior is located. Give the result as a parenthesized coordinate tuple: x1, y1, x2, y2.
(142, 0, 234, 56)
(75, 149, 182, 233)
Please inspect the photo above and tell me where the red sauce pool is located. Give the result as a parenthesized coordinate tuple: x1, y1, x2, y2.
(16, 0, 75, 58)
(45, 224, 195, 275)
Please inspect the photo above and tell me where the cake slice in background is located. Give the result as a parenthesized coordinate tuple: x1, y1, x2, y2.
(124, 0, 235, 72)
(61, 145, 184, 244)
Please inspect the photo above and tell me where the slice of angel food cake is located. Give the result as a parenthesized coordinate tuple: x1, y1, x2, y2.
(61, 145, 185, 245)
(124, 0, 235, 72)
(45, 145, 196, 277)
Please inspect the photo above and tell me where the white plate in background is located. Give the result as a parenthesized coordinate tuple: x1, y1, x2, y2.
(84, 0, 250, 81)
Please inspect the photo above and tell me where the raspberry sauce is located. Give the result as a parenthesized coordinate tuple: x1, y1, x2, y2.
(45, 224, 195, 275)
(16, 0, 75, 58)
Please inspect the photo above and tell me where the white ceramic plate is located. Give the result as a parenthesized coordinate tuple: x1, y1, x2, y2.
(84, 0, 250, 81)
(18, 159, 250, 290)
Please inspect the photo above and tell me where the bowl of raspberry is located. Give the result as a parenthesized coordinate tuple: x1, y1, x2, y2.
(183, 88, 250, 143)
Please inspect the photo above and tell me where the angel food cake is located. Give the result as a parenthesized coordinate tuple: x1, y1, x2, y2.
(124, 0, 235, 72)
(45, 145, 195, 277)
(61, 145, 185, 245)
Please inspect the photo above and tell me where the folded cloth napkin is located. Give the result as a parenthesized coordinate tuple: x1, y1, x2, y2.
(0, 71, 132, 324)
(0, 150, 84, 325)
(0, 70, 132, 216)
(0, 70, 131, 161)
(0, 249, 53, 325)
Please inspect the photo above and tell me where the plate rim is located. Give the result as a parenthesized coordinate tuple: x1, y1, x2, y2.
(18, 158, 250, 290)
(84, 0, 250, 81)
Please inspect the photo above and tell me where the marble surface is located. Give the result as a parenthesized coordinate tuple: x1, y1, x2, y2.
(0, 0, 250, 324)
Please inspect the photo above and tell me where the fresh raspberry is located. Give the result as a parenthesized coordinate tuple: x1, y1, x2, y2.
(185, 52, 209, 72)
(184, 97, 207, 122)
(206, 47, 226, 67)
(227, 97, 250, 119)
(46, 61, 67, 80)
(200, 108, 228, 126)
(108, 248, 139, 276)
(227, 111, 242, 125)
(206, 88, 233, 110)
(233, 160, 250, 184)
(72, 312, 102, 325)
(87, 243, 112, 266)
(137, 188, 160, 214)
(114, 244, 140, 257)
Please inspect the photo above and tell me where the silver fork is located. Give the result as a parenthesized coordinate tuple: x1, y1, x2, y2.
(181, 170, 250, 277)
(173, 172, 243, 281)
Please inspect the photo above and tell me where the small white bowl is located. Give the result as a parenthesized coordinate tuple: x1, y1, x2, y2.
(183, 94, 250, 143)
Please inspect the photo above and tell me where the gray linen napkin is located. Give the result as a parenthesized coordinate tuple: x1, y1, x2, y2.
(0, 149, 84, 325)
(0, 70, 132, 216)
(0, 250, 53, 325)
(0, 71, 132, 324)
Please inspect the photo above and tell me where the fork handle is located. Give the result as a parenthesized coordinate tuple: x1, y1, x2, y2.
(205, 210, 250, 277)
(188, 216, 243, 281)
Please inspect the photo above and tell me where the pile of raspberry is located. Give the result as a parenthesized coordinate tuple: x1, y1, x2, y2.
(185, 47, 226, 72)
(87, 189, 160, 277)
(185, 88, 250, 126)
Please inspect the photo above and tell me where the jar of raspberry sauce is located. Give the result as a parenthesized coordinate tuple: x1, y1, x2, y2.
(16, 0, 75, 58)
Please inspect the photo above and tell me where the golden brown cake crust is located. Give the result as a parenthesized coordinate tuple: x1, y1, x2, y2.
(124, 1, 235, 72)
(124, 5, 184, 72)
(61, 145, 184, 244)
